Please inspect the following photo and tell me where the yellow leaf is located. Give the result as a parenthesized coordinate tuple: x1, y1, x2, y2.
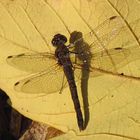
(0, 0, 140, 139)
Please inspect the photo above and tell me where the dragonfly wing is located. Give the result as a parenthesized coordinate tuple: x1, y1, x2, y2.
(91, 44, 140, 73)
(90, 47, 130, 72)
(7, 52, 56, 73)
(70, 16, 124, 51)
(90, 16, 124, 48)
(73, 45, 139, 78)
(14, 65, 68, 94)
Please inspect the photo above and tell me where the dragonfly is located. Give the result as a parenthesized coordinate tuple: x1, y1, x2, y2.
(6, 16, 137, 131)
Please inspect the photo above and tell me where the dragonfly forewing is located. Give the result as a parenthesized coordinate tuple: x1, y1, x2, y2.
(70, 16, 124, 52)
(7, 52, 56, 73)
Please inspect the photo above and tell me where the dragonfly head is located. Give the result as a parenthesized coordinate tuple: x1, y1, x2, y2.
(51, 34, 67, 47)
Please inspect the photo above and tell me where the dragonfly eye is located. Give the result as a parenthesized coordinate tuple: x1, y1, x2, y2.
(51, 34, 67, 47)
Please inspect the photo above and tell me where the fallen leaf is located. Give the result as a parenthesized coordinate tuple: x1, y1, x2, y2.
(0, 0, 140, 139)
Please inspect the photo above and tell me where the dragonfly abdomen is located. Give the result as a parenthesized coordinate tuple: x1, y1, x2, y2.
(63, 66, 84, 130)
(69, 79, 84, 130)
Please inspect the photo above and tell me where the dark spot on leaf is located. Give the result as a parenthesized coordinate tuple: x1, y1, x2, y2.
(111, 95, 114, 97)
(120, 73, 124, 75)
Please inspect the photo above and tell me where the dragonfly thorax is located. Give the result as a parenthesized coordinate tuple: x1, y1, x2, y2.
(55, 45, 70, 64)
